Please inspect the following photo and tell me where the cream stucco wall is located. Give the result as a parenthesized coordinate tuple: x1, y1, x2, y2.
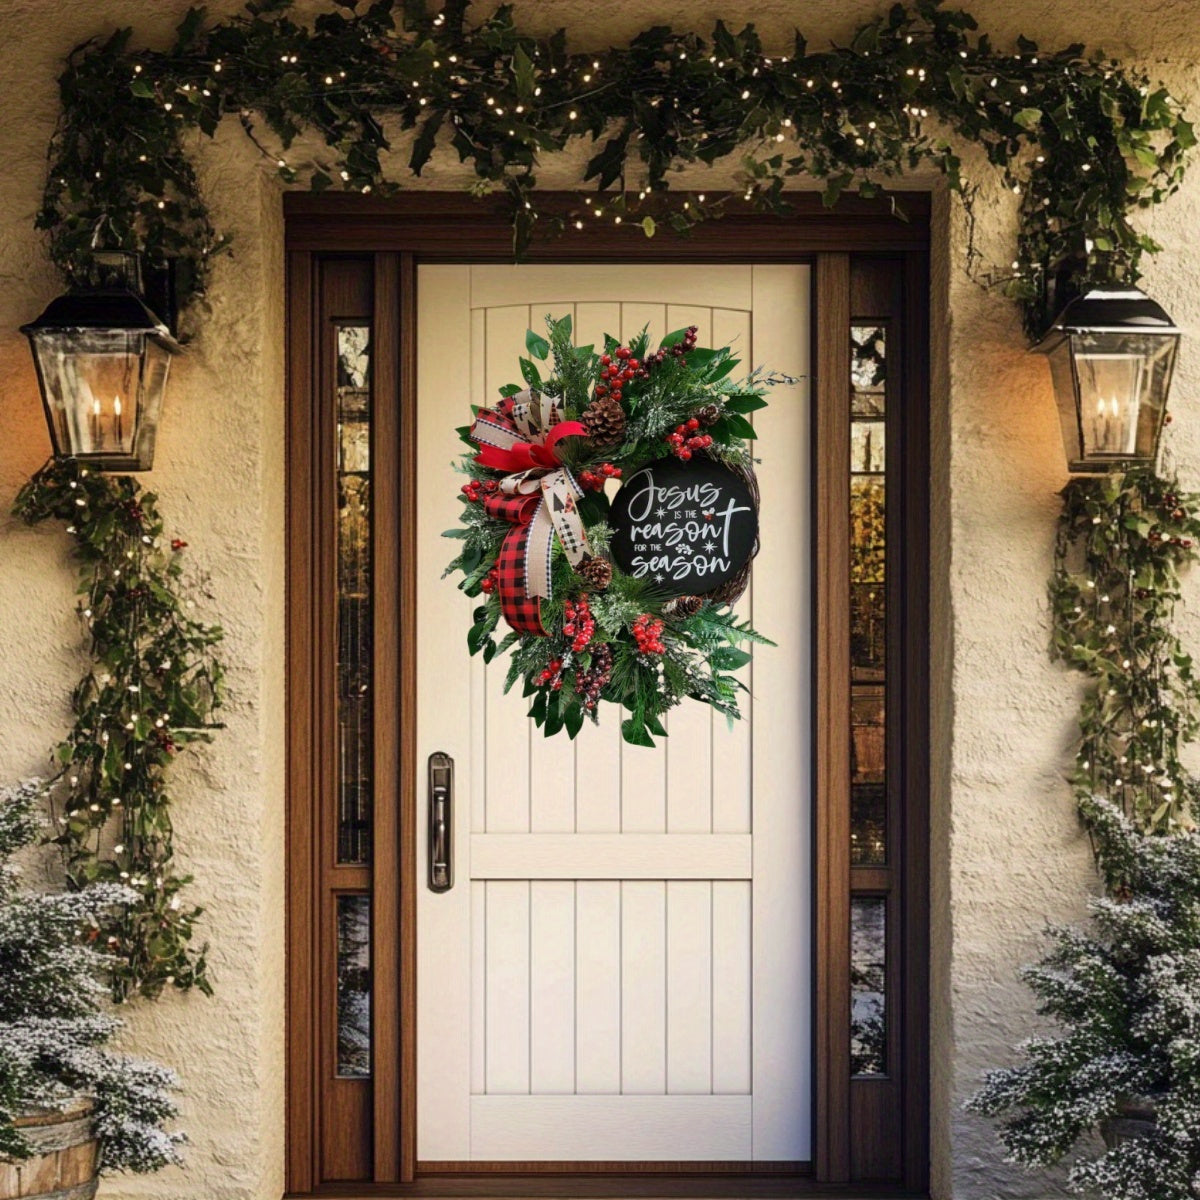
(1, 2, 1199, 1198)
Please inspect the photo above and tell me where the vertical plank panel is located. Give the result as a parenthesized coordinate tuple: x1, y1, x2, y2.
(572, 301, 624, 835)
(575, 881, 622, 1094)
(469, 306, 488, 838)
(665, 305, 715, 835)
(620, 300, 669, 835)
(471, 881, 487, 1094)
(482, 302, 535, 833)
(530, 880, 576, 1094)
(752, 264, 814, 1162)
(529, 300, 580, 834)
(666, 880, 713, 1094)
(415, 265, 475, 1160)
(710, 307, 754, 835)
(711, 880, 752, 1094)
(620, 880, 666, 1094)
(485, 880, 531, 1094)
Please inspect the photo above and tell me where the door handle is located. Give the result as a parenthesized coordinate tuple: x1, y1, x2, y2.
(427, 752, 453, 893)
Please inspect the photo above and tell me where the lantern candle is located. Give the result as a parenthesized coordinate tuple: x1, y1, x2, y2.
(113, 396, 123, 444)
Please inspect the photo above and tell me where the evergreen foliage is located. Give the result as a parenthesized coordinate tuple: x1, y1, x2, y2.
(13, 460, 223, 1001)
(969, 797, 1200, 1198)
(0, 779, 182, 1172)
(37, 1, 1194, 337)
(971, 470, 1200, 1198)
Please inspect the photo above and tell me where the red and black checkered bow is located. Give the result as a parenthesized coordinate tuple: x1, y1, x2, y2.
(470, 390, 591, 635)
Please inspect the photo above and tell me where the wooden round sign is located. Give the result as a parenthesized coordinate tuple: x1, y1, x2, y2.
(609, 456, 759, 598)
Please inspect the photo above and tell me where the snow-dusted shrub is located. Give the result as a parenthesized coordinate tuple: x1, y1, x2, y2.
(0, 779, 182, 1171)
(969, 796, 1200, 1199)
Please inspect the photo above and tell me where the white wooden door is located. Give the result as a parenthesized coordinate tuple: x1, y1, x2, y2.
(416, 264, 811, 1163)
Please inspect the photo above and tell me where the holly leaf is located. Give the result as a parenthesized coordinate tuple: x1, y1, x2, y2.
(621, 717, 655, 747)
(711, 645, 753, 670)
(519, 356, 541, 387)
(543, 691, 565, 736)
(409, 109, 445, 175)
(721, 412, 758, 440)
(724, 394, 768, 414)
(526, 327, 550, 360)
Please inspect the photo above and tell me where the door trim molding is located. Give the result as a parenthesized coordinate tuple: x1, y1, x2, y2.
(284, 194, 931, 1196)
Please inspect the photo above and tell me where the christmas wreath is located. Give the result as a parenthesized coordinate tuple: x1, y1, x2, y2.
(444, 315, 774, 746)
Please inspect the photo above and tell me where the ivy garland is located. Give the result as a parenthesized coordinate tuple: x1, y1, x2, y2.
(1050, 467, 1200, 835)
(445, 316, 770, 746)
(41, 0, 1193, 337)
(13, 460, 223, 1002)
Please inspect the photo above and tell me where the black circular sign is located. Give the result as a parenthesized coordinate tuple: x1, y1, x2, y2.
(609, 457, 758, 597)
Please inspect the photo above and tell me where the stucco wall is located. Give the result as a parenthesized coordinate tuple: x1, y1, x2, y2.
(1, 2, 1199, 1199)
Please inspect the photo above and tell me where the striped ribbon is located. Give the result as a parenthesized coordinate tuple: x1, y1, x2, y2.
(470, 389, 591, 632)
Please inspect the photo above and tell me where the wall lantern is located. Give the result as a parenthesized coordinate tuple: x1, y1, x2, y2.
(1034, 286, 1181, 474)
(20, 256, 181, 471)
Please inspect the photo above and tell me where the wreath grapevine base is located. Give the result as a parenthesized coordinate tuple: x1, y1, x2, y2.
(444, 317, 776, 746)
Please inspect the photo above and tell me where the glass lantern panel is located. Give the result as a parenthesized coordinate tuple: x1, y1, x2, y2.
(1071, 331, 1178, 463)
(133, 339, 173, 469)
(31, 329, 146, 462)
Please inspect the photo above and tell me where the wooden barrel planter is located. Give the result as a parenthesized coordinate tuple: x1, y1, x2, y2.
(0, 1101, 97, 1200)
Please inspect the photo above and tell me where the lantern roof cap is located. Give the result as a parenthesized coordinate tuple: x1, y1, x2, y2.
(1037, 286, 1181, 346)
(20, 287, 181, 353)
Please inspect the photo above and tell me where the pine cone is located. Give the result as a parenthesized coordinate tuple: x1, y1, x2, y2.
(696, 403, 721, 428)
(582, 395, 626, 445)
(666, 595, 703, 618)
(578, 554, 613, 590)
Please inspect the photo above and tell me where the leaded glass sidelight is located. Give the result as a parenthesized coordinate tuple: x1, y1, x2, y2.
(336, 325, 373, 864)
(850, 325, 887, 867)
(336, 894, 371, 1078)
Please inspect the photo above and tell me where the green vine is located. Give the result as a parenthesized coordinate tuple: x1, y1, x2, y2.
(13, 460, 223, 1002)
(1051, 467, 1200, 835)
(41, 0, 1193, 336)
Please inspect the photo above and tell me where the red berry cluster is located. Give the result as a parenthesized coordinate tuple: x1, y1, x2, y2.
(646, 325, 699, 371)
(536, 657, 565, 690)
(480, 566, 500, 594)
(461, 478, 500, 503)
(665, 416, 714, 461)
(563, 595, 595, 652)
(594, 346, 646, 400)
(578, 462, 623, 491)
(575, 642, 614, 712)
(170, 538, 188, 552)
(632, 613, 666, 655)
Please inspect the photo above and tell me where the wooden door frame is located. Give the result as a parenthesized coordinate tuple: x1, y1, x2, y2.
(284, 192, 931, 1198)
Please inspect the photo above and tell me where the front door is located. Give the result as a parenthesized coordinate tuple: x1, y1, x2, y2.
(414, 265, 812, 1163)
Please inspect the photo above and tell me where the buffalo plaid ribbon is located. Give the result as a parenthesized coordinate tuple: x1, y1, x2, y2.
(470, 389, 591, 634)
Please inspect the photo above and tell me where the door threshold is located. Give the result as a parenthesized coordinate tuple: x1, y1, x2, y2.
(294, 1176, 929, 1199)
